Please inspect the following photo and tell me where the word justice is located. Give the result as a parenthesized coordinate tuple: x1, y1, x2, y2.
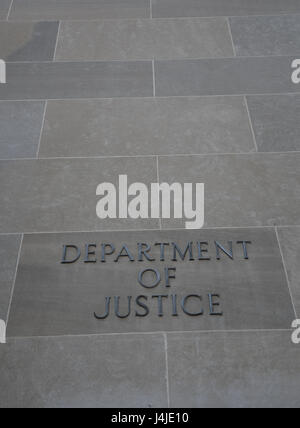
(94, 293, 223, 320)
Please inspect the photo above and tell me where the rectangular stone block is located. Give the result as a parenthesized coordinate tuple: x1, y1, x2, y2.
(10, 0, 150, 20)
(0, 0, 11, 20)
(7, 228, 294, 337)
(0, 235, 22, 322)
(0, 334, 167, 408)
(247, 95, 300, 153)
(167, 331, 300, 408)
(229, 15, 300, 57)
(0, 62, 153, 100)
(155, 57, 300, 97)
(0, 22, 59, 61)
(39, 97, 255, 157)
(158, 153, 300, 228)
(0, 101, 45, 159)
(55, 18, 234, 61)
(277, 227, 300, 317)
(0, 157, 158, 233)
(152, 0, 300, 18)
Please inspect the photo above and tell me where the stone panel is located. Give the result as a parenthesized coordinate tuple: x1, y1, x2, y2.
(0, 334, 167, 408)
(10, 0, 150, 21)
(56, 18, 233, 61)
(7, 228, 294, 337)
(155, 57, 300, 97)
(0, 62, 153, 100)
(39, 97, 254, 157)
(167, 331, 300, 408)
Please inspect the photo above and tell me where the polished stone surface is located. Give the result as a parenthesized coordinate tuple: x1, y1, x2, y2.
(230, 15, 300, 57)
(155, 57, 300, 97)
(0, 157, 158, 233)
(0, 61, 153, 100)
(0, 334, 167, 408)
(56, 18, 234, 61)
(10, 0, 150, 20)
(277, 227, 300, 317)
(0, 22, 59, 61)
(39, 97, 255, 157)
(0, 101, 45, 159)
(7, 228, 294, 337)
(0, 235, 21, 322)
(152, 0, 300, 18)
(167, 331, 300, 408)
(158, 153, 300, 228)
(247, 95, 300, 153)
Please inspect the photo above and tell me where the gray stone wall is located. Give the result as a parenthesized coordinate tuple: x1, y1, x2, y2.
(0, 0, 300, 408)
